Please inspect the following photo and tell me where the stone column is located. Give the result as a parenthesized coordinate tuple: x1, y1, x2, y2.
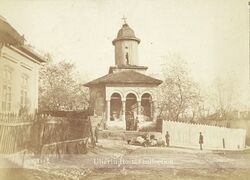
(122, 100, 126, 122)
(106, 100, 110, 121)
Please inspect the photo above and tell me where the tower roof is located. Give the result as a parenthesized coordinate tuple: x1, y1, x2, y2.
(112, 23, 140, 45)
(117, 23, 135, 38)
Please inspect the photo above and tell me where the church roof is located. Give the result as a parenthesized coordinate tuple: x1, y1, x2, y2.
(112, 23, 140, 45)
(84, 70, 162, 87)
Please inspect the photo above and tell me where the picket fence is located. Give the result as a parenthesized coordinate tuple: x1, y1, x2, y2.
(0, 113, 34, 154)
(162, 120, 246, 150)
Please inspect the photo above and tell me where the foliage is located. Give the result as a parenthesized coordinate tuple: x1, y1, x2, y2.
(39, 58, 89, 111)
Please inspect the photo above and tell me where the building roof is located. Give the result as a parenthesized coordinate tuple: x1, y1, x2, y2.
(17, 45, 46, 63)
(0, 16, 46, 63)
(0, 16, 24, 45)
(84, 70, 162, 87)
(112, 23, 140, 45)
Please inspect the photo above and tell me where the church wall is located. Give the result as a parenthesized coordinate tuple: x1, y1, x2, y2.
(89, 86, 106, 116)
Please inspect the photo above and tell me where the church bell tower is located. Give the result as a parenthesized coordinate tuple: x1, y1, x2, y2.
(112, 18, 140, 67)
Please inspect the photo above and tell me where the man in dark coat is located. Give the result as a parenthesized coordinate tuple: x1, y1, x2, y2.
(199, 132, 203, 150)
(165, 131, 170, 147)
(126, 111, 134, 130)
(134, 117, 139, 131)
(95, 123, 100, 143)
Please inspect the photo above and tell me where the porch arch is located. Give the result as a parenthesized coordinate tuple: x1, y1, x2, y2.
(139, 91, 155, 101)
(110, 93, 122, 121)
(141, 93, 153, 120)
(124, 90, 139, 100)
(107, 90, 124, 101)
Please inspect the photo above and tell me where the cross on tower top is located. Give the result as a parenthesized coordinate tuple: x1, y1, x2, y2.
(121, 16, 127, 24)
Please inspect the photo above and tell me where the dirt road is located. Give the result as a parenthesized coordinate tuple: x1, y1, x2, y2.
(1, 139, 250, 180)
(82, 139, 250, 179)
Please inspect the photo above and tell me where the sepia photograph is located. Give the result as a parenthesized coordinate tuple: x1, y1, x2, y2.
(0, 0, 250, 179)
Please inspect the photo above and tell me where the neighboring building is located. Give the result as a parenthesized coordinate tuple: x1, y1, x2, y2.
(85, 21, 162, 130)
(0, 16, 46, 114)
(249, 1, 250, 87)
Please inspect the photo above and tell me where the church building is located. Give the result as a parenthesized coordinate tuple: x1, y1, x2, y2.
(85, 20, 162, 130)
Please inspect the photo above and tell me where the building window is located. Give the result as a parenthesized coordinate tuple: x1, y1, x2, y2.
(2, 67, 12, 112)
(20, 75, 29, 108)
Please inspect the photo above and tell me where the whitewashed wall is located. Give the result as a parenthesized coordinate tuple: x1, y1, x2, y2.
(162, 120, 246, 150)
(0, 45, 41, 114)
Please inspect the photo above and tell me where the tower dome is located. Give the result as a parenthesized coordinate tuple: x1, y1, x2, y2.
(117, 23, 135, 37)
(112, 23, 140, 45)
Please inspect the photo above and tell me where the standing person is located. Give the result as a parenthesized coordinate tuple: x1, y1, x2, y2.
(134, 117, 139, 131)
(144, 133, 150, 147)
(95, 123, 100, 143)
(128, 111, 134, 130)
(126, 111, 131, 130)
(199, 132, 203, 150)
(165, 131, 170, 147)
(126, 111, 133, 130)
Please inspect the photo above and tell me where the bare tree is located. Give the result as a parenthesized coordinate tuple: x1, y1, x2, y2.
(208, 75, 240, 120)
(159, 54, 202, 121)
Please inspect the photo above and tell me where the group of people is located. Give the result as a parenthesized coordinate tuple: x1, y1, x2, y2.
(95, 123, 204, 150)
(165, 131, 204, 150)
(127, 133, 165, 147)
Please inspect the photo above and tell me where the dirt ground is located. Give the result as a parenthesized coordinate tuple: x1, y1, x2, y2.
(1, 139, 250, 180)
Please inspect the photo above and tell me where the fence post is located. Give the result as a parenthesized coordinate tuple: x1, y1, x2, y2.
(222, 138, 225, 149)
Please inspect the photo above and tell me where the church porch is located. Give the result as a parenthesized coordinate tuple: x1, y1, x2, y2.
(105, 90, 157, 131)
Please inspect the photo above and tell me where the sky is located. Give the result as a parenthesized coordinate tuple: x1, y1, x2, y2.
(0, 0, 249, 106)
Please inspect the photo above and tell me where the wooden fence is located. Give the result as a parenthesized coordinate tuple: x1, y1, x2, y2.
(32, 114, 95, 156)
(0, 112, 94, 156)
(162, 120, 246, 150)
(0, 113, 34, 154)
